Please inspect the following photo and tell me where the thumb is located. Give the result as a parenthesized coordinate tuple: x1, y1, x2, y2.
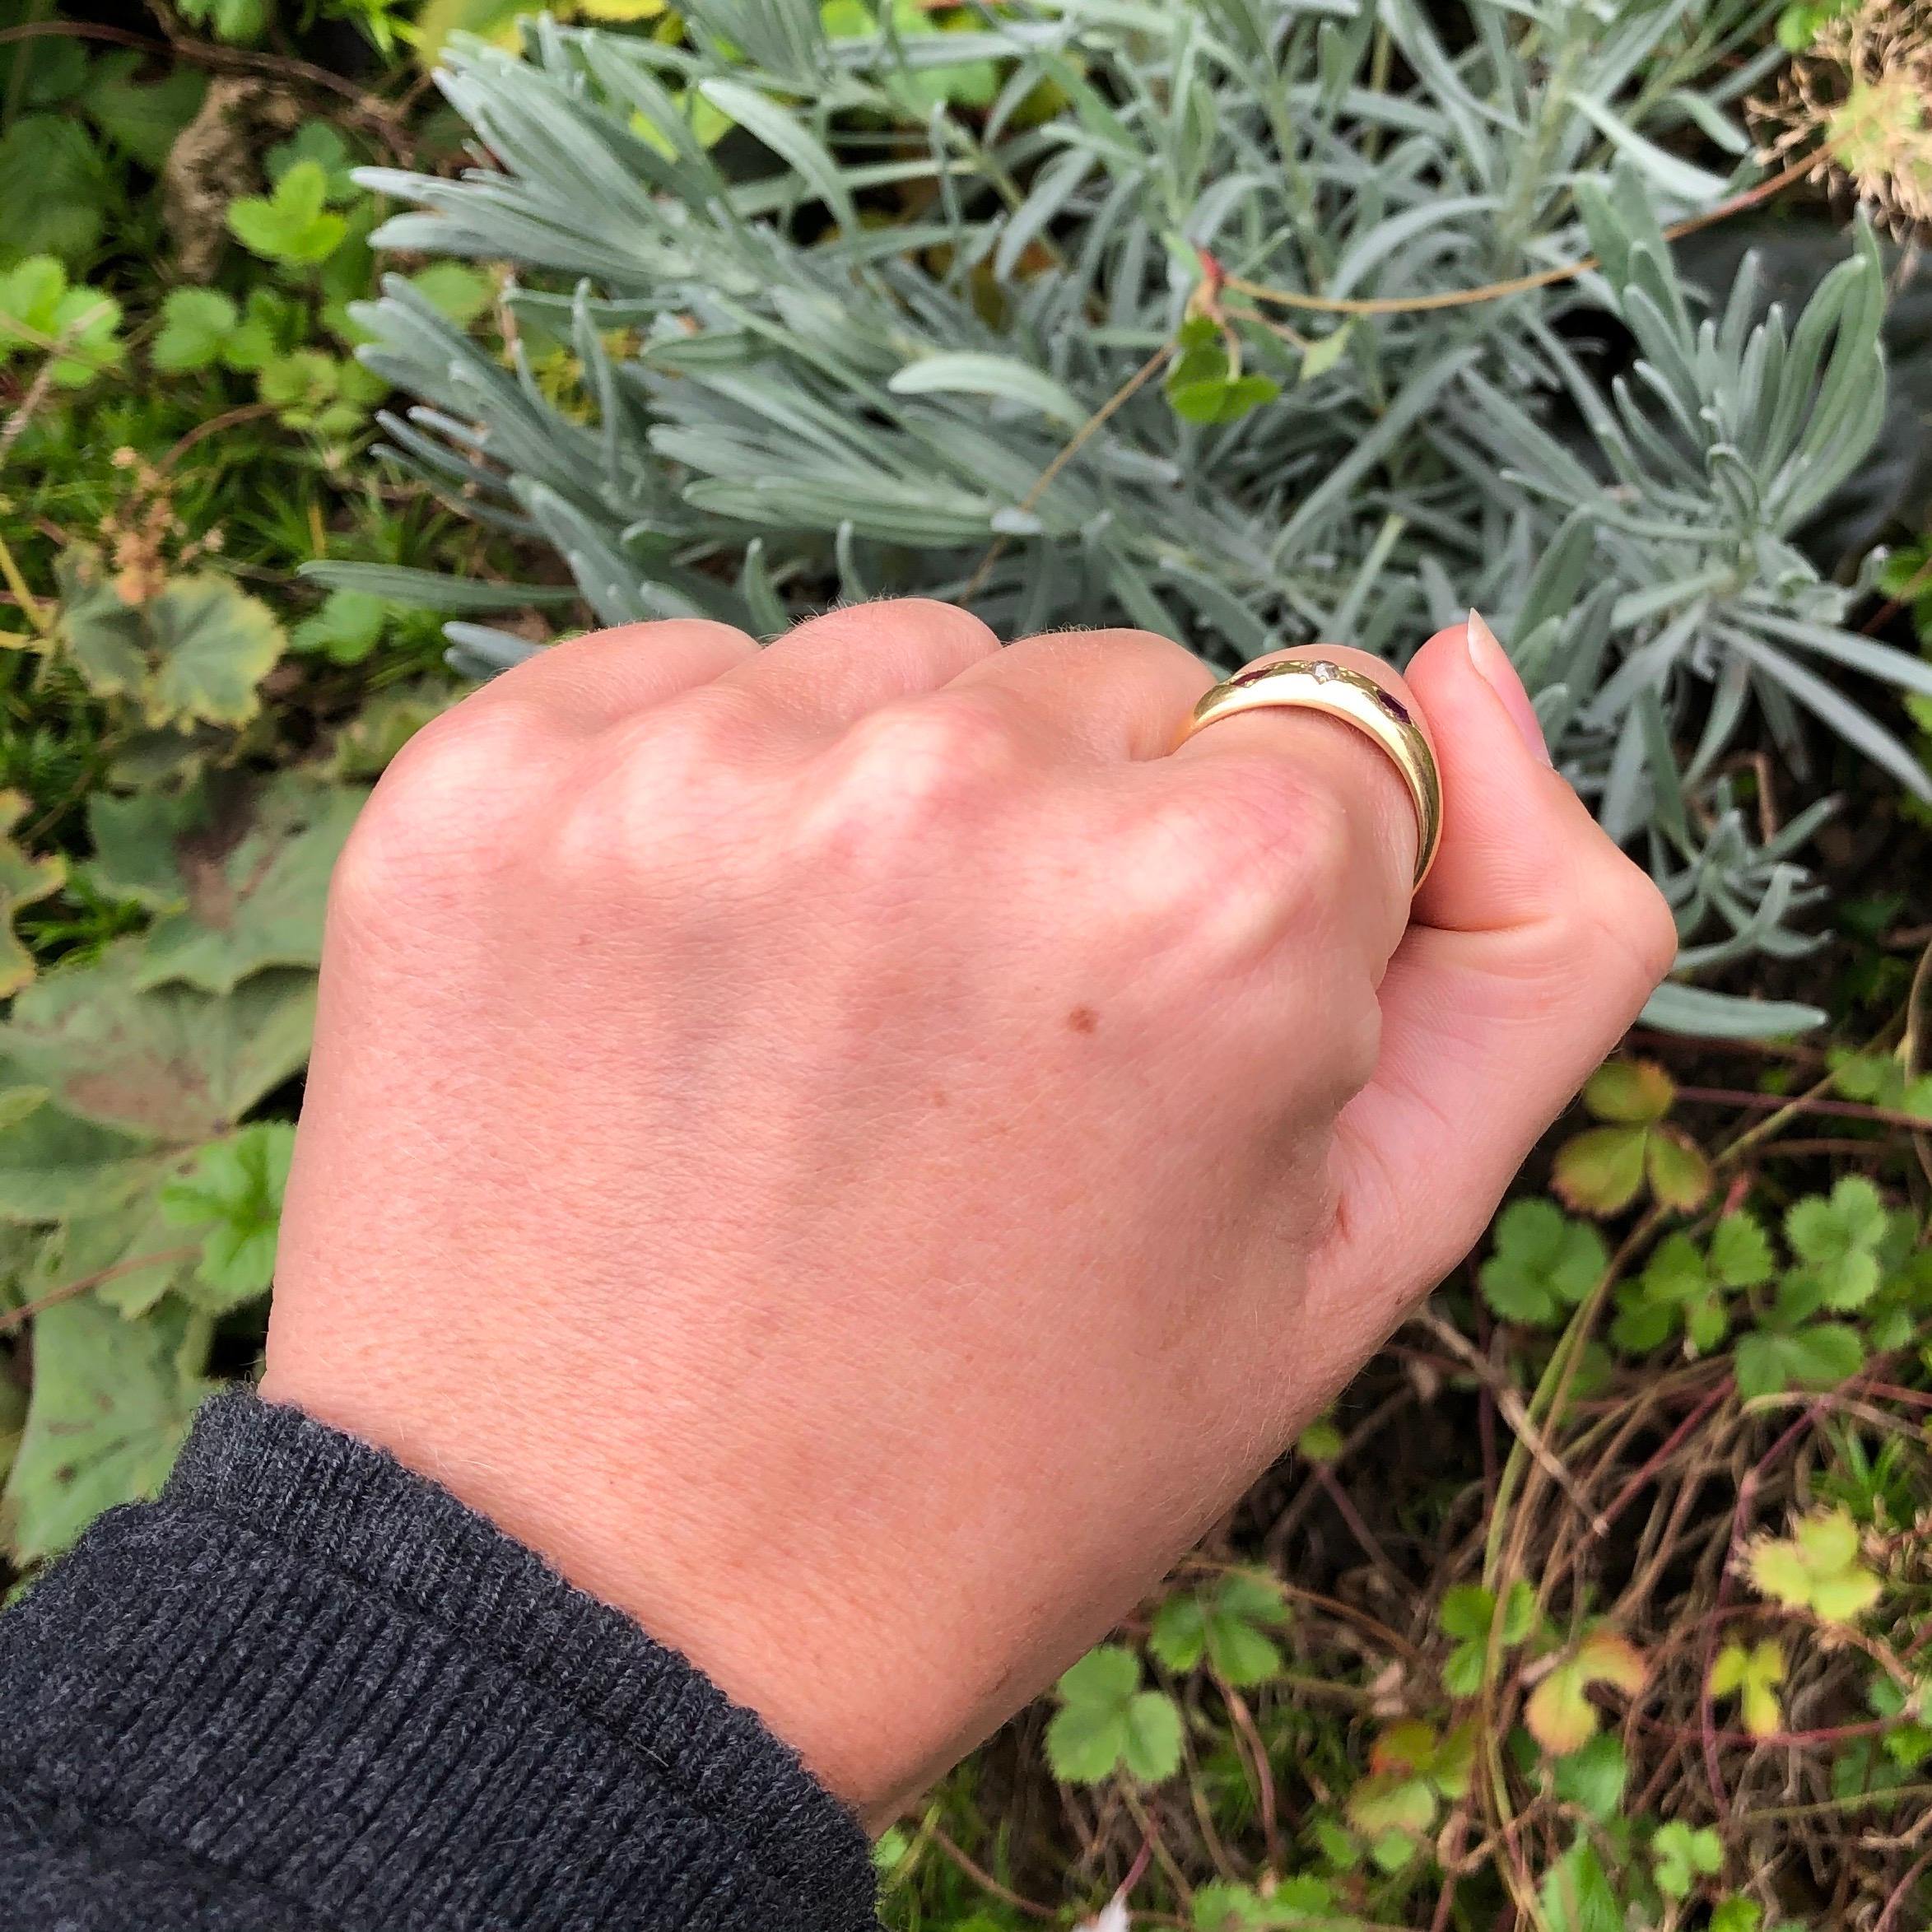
(1307, 614, 1679, 1355)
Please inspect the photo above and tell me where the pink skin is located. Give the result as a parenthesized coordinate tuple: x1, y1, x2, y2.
(263, 606, 1674, 1826)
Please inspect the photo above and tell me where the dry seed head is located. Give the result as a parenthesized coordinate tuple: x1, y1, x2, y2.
(1755, 0, 1932, 231)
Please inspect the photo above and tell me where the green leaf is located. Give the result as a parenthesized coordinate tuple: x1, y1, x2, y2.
(146, 575, 288, 729)
(1734, 1323, 1864, 1400)
(1785, 1177, 1888, 1310)
(54, 547, 286, 728)
(258, 347, 386, 436)
(0, 256, 123, 387)
(887, 353, 1085, 428)
(128, 774, 363, 996)
(49, 1180, 203, 1320)
(0, 116, 113, 266)
(1645, 1128, 1711, 1210)
(1165, 319, 1282, 425)
(1439, 1585, 1496, 1641)
(1298, 325, 1352, 384)
(266, 123, 359, 203)
(1538, 1838, 1623, 1932)
(1748, 1508, 1883, 1623)
(1120, 1687, 1184, 1781)
(152, 288, 241, 373)
(1552, 1734, 1626, 1821)
(1551, 1124, 1648, 1215)
(228, 160, 349, 266)
(1479, 1199, 1608, 1324)
(0, 938, 314, 1143)
(0, 1103, 165, 1226)
(406, 262, 495, 328)
(0, 1292, 215, 1566)
(178, 0, 270, 41)
(1148, 1572, 1287, 1685)
(0, 792, 64, 998)
(1709, 1901, 1762, 1932)
(1710, 1212, 1776, 1287)
(1046, 1645, 1181, 1784)
(1650, 1821, 1722, 1899)
(292, 589, 390, 663)
(1192, 1878, 1334, 1929)
(1345, 1770, 1436, 1837)
(81, 54, 207, 170)
(1709, 1636, 1785, 1739)
(1584, 1059, 1675, 1124)
(161, 1122, 296, 1309)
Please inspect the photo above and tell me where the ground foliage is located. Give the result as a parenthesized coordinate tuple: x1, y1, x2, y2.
(1, 0, 1930, 1926)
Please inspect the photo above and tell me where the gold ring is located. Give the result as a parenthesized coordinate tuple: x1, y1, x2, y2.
(1180, 656, 1443, 889)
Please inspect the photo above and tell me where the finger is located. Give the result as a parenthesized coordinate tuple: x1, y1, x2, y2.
(947, 627, 1217, 761)
(720, 597, 1000, 730)
(1308, 617, 1678, 1360)
(460, 619, 758, 733)
(1155, 645, 1427, 977)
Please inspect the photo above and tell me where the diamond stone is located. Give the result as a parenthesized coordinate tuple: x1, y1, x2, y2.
(1308, 659, 1339, 682)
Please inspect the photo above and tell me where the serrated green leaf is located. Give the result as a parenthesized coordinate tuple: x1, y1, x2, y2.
(120, 775, 363, 997)
(0, 938, 314, 1143)
(1439, 1584, 1495, 1641)
(1646, 1128, 1711, 1210)
(161, 1122, 295, 1309)
(0, 117, 113, 266)
(1710, 1212, 1776, 1287)
(1552, 1124, 1648, 1215)
(0, 792, 64, 998)
(1710, 1637, 1784, 1739)
(81, 53, 207, 170)
(1748, 1508, 1881, 1622)
(1046, 1644, 1180, 1784)
(227, 160, 348, 265)
(1650, 1820, 1722, 1898)
(144, 575, 286, 729)
(1734, 1322, 1864, 1400)
(1538, 1837, 1622, 1932)
(0, 255, 122, 387)
(0, 1292, 216, 1567)
(1584, 1058, 1675, 1124)
(152, 288, 240, 372)
(1552, 1733, 1626, 1821)
(1480, 1199, 1608, 1324)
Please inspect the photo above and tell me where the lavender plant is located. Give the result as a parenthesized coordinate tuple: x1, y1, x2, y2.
(330, 0, 1932, 1034)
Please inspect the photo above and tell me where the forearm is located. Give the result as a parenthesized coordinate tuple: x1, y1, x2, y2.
(0, 1392, 879, 1932)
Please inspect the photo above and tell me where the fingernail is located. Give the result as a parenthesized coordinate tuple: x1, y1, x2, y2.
(1465, 609, 1553, 767)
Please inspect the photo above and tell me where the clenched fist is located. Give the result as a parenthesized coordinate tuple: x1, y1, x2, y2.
(262, 602, 1674, 1823)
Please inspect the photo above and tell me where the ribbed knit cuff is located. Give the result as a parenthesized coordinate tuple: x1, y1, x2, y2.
(0, 1391, 879, 1932)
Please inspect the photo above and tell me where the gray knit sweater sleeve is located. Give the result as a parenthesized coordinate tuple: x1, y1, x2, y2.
(0, 1391, 881, 1932)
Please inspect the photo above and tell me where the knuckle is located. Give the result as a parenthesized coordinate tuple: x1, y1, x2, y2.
(608, 684, 760, 794)
(550, 687, 762, 882)
(334, 701, 548, 913)
(799, 696, 1022, 858)
(1115, 766, 1348, 968)
(380, 696, 547, 808)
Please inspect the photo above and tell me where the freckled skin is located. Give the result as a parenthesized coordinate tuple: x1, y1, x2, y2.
(263, 610, 1674, 1824)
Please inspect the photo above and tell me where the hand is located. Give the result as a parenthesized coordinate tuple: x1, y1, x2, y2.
(262, 602, 1674, 1823)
